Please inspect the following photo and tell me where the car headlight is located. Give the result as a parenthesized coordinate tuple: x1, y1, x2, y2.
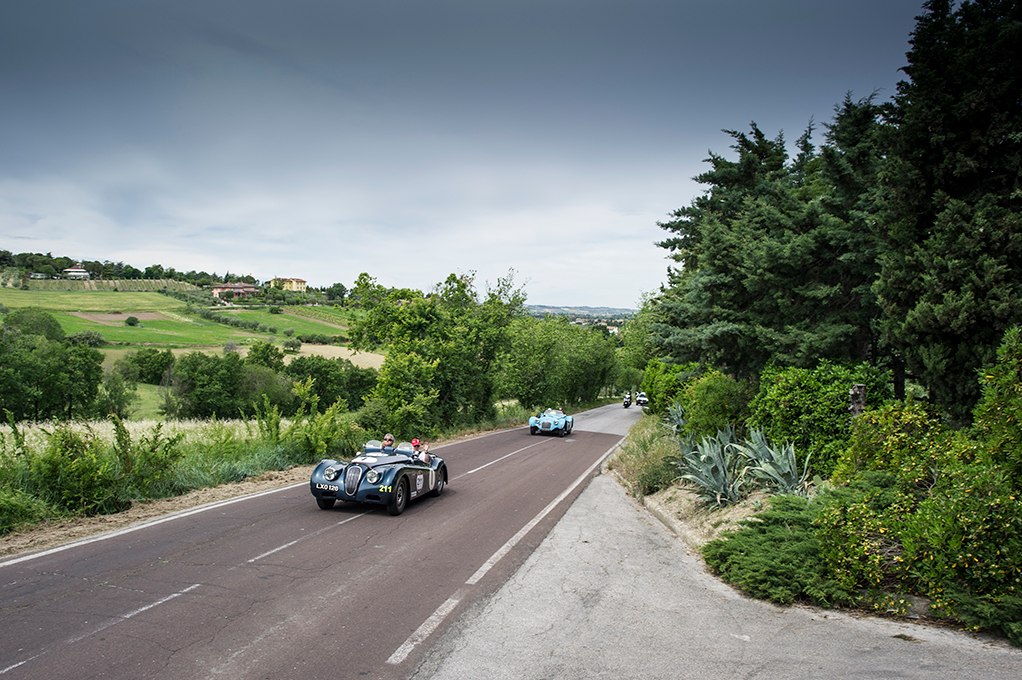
(365, 469, 381, 484)
(323, 466, 339, 481)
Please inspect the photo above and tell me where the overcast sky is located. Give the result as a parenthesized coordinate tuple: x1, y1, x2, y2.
(0, 1, 924, 309)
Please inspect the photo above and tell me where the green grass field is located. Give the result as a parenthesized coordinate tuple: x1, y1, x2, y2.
(0, 289, 187, 312)
(1, 289, 350, 348)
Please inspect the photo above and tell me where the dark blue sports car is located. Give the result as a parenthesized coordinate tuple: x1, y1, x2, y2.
(529, 408, 574, 437)
(310, 440, 448, 515)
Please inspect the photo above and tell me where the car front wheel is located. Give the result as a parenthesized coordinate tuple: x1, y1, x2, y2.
(316, 498, 335, 510)
(388, 477, 408, 516)
(530, 426, 538, 435)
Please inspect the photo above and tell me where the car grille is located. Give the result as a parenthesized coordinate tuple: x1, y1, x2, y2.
(344, 466, 363, 496)
(541, 422, 552, 430)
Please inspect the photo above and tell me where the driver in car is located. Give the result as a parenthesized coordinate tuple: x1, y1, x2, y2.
(412, 438, 431, 464)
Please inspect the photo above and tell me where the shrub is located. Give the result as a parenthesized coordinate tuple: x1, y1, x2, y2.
(66, 330, 106, 347)
(898, 460, 1022, 645)
(748, 361, 892, 477)
(973, 325, 1022, 485)
(125, 316, 139, 326)
(0, 487, 55, 535)
(702, 495, 852, 606)
(110, 416, 185, 498)
(640, 359, 701, 415)
(677, 369, 753, 439)
(833, 399, 968, 496)
(27, 425, 125, 515)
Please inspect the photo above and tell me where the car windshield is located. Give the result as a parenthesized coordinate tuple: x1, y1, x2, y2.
(543, 409, 563, 416)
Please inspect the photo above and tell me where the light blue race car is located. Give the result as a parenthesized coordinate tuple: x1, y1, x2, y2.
(529, 408, 574, 437)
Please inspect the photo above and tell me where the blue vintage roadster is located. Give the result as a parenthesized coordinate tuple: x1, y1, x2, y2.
(310, 440, 448, 515)
(529, 408, 574, 437)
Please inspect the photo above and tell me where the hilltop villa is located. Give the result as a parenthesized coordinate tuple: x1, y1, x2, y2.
(62, 264, 90, 280)
(271, 277, 307, 293)
(211, 282, 261, 299)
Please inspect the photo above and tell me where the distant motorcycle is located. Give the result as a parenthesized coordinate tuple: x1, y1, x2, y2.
(623, 396, 631, 408)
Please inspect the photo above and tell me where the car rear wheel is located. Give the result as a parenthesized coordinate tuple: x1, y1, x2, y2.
(316, 498, 335, 510)
(431, 470, 445, 497)
(388, 477, 408, 516)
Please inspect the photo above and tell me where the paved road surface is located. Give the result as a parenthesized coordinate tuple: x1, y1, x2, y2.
(0, 414, 631, 680)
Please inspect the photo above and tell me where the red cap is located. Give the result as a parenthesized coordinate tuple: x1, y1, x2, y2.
(411, 438, 420, 446)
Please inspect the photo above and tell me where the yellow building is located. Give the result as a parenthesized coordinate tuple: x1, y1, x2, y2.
(272, 277, 307, 293)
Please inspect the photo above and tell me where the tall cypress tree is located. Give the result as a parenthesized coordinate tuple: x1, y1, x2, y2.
(877, 0, 1022, 423)
(653, 115, 885, 378)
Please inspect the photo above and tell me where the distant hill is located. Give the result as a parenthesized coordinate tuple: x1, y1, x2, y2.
(525, 305, 634, 319)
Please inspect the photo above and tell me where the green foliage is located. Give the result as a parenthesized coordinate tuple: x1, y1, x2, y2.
(497, 315, 617, 410)
(813, 471, 907, 596)
(353, 271, 527, 431)
(833, 399, 966, 495)
(66, 330, 106, 347)
(110, 416, 185, 498)
(676, 368, 752, 438)
(748, 361, 891, 477)
(670, 427, 748, 507)
(119, 347, 175, 385)
(245, 341, 286, 372)
(125, 316, 139, 326)
(898, 460, 1022, 645)
(168, 351, 245, 418)
(0, 487, 55, 534)
(652, 118, 883, 379)
(27, 425, 125, 515)
(876, 1, 1022, 423)
(736, 429, 812, 497)
(702, 495, 852, 606)
(95, 371, 139, 419)
(283, 354, 377, 412)
(640, 359, 701, 416)
(608, 414, 679, 497)
(3, 306, 65, 341)
(973, 326, 1022, 485)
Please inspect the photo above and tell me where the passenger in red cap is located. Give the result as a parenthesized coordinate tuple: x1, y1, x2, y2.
(412, 438, 430, 464)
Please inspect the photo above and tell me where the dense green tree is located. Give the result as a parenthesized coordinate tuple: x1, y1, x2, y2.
(497, 316, 618, 409)
(246, 341, 285, 372)
(351, 271, 525, 432)
(653, 120, 883, 378)
(3, 307, 65, 342)
(283, 355, 377, 412)
(119, 348, 175, 385)
(0, 328, 103, 422)
(168, 352, 245, 418)
(324, 283, 347, 302)
(63, 344, 104, 419)
(875, 0, 1022, 423)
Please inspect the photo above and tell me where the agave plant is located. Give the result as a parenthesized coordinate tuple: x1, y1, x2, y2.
(670, 426, 749, 507)
(663, 403, 687, 436)
(735, 429, 813, 497)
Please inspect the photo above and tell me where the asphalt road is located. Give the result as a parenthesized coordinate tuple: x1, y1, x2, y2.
(0, 408, 635, 680)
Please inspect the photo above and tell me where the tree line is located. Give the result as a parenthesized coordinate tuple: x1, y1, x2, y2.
(649, 0, 1022, 426)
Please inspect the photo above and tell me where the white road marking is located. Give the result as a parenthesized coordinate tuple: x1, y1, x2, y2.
(386, 594, 464, 665)
(385, 438, 622, 666)
(464, 441, 619, 585)
(456, 441, 543, 478)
